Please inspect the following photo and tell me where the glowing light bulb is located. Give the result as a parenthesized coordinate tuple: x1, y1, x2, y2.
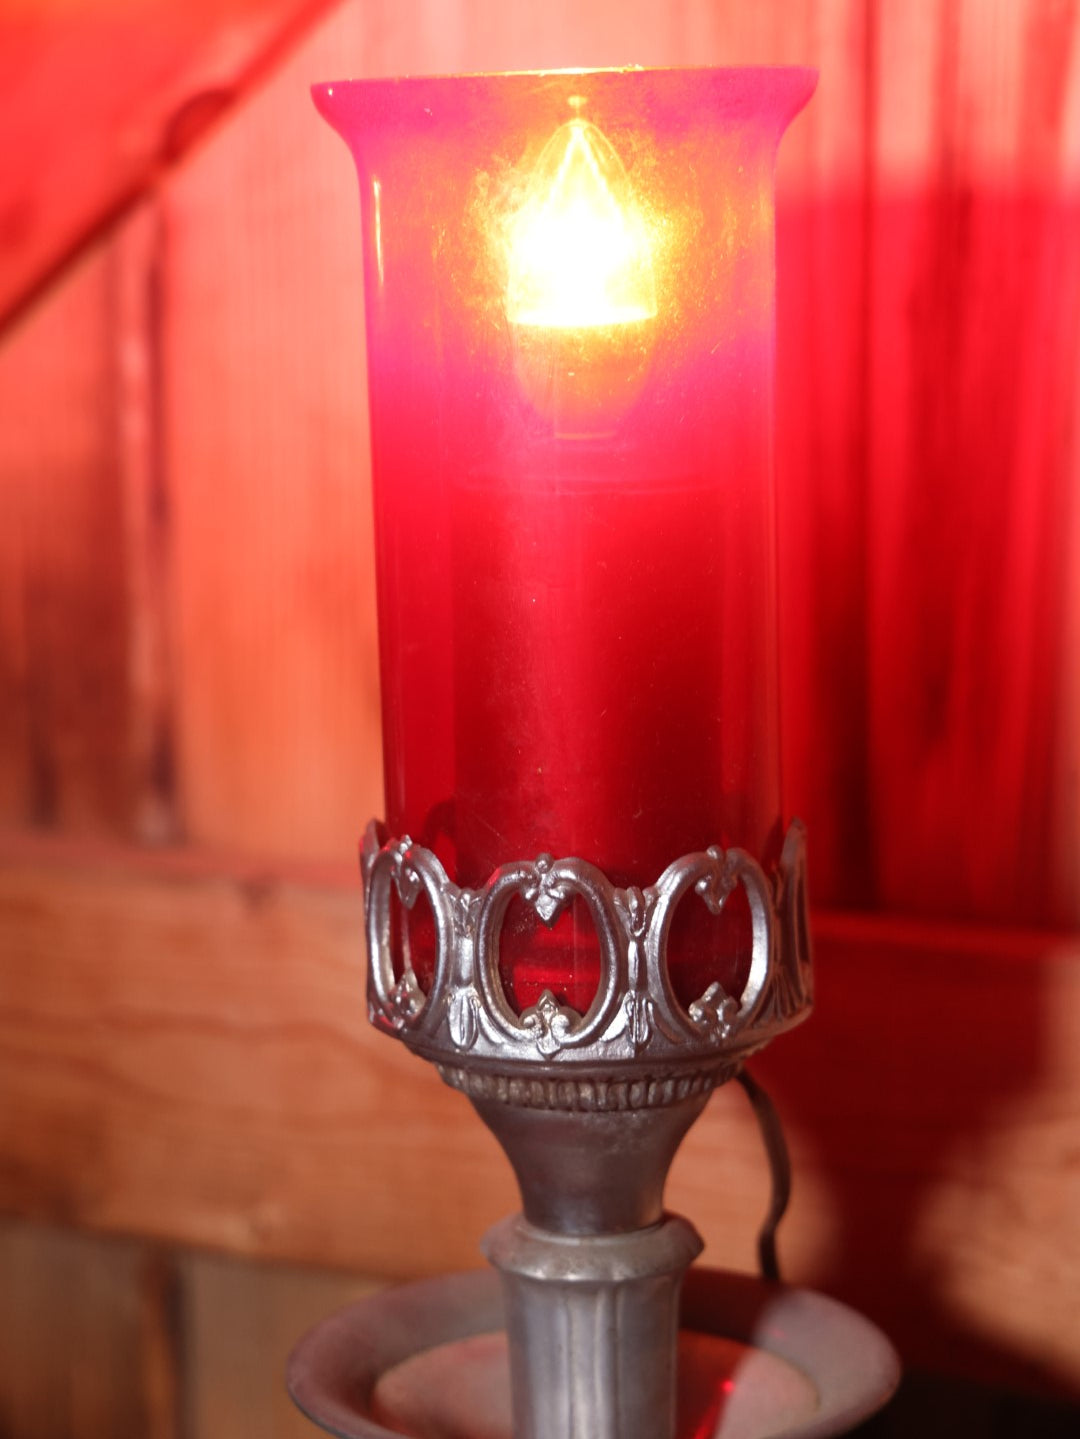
(507, 119, 657, 330)
(505, 116, 658, 437)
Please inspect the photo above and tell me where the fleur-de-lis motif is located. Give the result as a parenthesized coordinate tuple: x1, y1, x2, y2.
(695, 849, 738, 914)
(522, 855, 572, 926)
(688, 981, 739, 1039)
(521, 989, 579, 1055)
(364, 819, 812, 1078)
(388, 837, 422, 908)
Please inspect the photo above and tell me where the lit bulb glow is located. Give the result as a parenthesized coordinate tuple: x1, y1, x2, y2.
(507, 119, 657, 330)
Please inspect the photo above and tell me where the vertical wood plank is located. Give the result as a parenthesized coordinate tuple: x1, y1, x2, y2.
(772, 0, 876, 907)
(164, 5, 382, 864)
(0, 0, 346, 325)
(868, 0, 1080, 923)
(161, 0, 873, 870)
(0, 242, 130, 834)
(1053, 34, 1080, 918)
(1035, 6, 1080, 925)
(2, 0, 1076, 904)
(113, 198, 183, 845)
(0, 336, 31, 819)
(140, 1250, 183, 1439)
(180, 1250, 377, 1439)
(0, 1220, 181, 1439)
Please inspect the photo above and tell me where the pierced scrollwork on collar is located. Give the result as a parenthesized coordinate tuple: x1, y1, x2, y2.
(360, 818, 812, 1103)
(521, 854, 573, 925)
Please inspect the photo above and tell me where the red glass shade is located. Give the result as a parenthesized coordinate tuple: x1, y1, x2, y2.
(315, 68, 814, 1014)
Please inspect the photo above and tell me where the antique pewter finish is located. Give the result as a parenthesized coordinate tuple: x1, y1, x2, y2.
(353, 818, 815, 1439)
(362, 816, 812, 1089)
(483, 1214, 704, 1439)
(287, 1266, 903, 1439)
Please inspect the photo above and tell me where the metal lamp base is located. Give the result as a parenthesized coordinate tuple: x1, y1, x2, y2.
(290, 820, 895, 1439)
(287, 1261, 901, 1439)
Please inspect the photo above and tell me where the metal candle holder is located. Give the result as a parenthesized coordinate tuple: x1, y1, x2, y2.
(288, 830, 899, 1439)
(355, 818, 811, 1439)
(293, 64, 900, 1439)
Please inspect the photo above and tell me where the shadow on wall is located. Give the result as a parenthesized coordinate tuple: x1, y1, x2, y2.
(775, 189, 1080, 928)
(768, 167, 1080, 1430)
(754, 918, 1079, 1421)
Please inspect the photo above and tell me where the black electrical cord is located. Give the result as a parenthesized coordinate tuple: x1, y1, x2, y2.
(736, 1066, 792, 1284)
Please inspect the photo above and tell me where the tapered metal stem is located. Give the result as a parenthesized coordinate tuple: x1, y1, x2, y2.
(471, 1081, 720, 1437)
(470, 1091, 710, 1234)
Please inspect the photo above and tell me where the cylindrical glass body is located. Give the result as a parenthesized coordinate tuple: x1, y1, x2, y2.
(315, 68, 814, 1015)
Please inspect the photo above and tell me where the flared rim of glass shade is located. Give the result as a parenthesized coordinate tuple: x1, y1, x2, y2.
(313, 62, 818, 84)
(312, 64, 817, 139)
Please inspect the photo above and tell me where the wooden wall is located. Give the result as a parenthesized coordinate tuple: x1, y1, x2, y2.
(1, 0, 1079, 1433)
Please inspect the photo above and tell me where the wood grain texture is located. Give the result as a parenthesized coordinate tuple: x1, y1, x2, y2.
(0, 241, 130, 835)
(0, 1218, 1075, 1439)
(0, 1219, 180, 1439)
(750, 912, 1080, 1395)
(1, 839, 1077, 1396)
(866, 0, 1080, 925)
(114, 200, 183, 848)
(774, 0, 876, 907)
(162, 5, 383, 865)
(180, 1247, 376, 1439)
(0, 0, 341, 326)
(160, 0, 860, 867)
(152, 0, 1080, 918)
(0, 206, 182, 845)
(0, 834, 516, 1276)
(2, 0, 1076, 914)
(0, 1215, 372, 1439)
(0, 0, 1078, 1422)
(4, 1220, 1075, 1433)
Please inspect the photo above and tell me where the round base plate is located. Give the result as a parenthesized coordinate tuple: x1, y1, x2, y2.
(288, 1266, 900, 1439)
